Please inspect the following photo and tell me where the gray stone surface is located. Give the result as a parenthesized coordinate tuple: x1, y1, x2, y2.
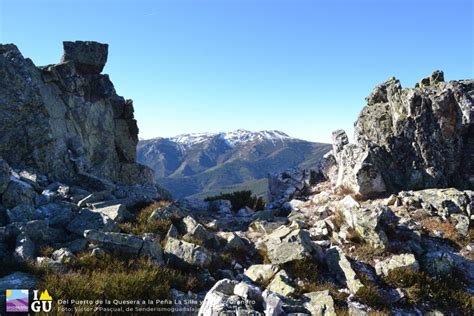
(326, 246, 364, 294)
(375, 253, 419, 276)
(66, 208, 119, 235)
(61, 41, 108, 75)
(355, 72, 474, 191)
(84, 229, 164, 264)
(303, 290, 336, 316)
(2, 178, 38, 208)
(164, 237, 212, 268)
(0, 159, 11, 194)
(244, 264, 280, 284)
(264, 226, 322, 264)
(0, 42, 153, 186)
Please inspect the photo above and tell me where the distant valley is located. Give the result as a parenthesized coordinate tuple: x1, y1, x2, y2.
(137, 130, 331, 199)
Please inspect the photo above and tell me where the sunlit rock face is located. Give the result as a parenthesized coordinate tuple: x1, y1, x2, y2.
(324, 71, 474, 196)
(0, 41, 153, 185)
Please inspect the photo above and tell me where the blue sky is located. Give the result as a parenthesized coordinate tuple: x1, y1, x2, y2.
(1, 0, 472, 143)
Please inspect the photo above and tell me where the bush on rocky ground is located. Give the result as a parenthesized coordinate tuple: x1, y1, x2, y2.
(205, 190, 265, 212)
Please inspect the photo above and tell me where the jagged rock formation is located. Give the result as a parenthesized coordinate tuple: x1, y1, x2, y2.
(323, 71, 474, 196)
(0, 41, 152, 185)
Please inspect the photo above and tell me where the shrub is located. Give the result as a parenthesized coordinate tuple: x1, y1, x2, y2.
(205, 190, 265, 212)
(283, 258, 349, 309)
(119, 201, 174, 237)
(383, 268, 471, 314)
(354, 285, 389, 311)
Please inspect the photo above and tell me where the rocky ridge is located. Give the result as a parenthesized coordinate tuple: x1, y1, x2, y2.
(0, 44, 472, 316)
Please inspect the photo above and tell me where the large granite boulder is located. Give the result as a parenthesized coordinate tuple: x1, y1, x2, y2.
(0, 42, 153, 186)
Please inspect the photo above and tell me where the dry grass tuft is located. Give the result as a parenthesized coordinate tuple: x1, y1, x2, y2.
(420, 217, 466, 246)
(383, 267, 471, 314)
(120, 200, 174, 237)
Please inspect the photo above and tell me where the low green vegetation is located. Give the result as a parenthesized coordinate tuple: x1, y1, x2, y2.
(383, 268, 472, 314)
(205, 190, 265, 212)
(119, 201, 175, 237)
(354, 285, 389, 312)
(283, 258, 349, 309)
(40, 252, 201, 315)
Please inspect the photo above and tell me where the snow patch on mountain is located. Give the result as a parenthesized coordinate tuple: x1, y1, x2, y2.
(167, 129, 292, 148)
(221, 129, 291, 146)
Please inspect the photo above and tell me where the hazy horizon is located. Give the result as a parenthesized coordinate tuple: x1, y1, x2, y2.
(1, 0, 472, 143)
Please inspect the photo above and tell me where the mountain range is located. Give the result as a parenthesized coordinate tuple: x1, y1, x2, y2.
(137, 129, 331, 199)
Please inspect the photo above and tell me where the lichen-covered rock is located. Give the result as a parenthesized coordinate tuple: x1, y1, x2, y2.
(7, 204, 41, 223)
(51, 248, 76, 263)
(303, 290, 336, 316)
(375, 253, 419, 276)
(244, 264, 280, 284)
(91, 203, 128, 223)
(66, 209, 119, 235)
(233, 281, 262, 301)
(450, 213, 470, 236)
(420, 251, 456, 277)
(266, 270, 295, 296)
(337, 196, 397, 248)
(13, 234, 35, 261)
(36, 202, 74, 227)
(325, 72, 474, 195)
(0, 272, 36, 292)
(264, 226, 322, 264)
(198, 279, 238, 316)
(325, 246, 364, 294)
(0, 42, 153, 186)
(355, 72, 474, 191)
(262, 290, 284, 316)
(84, 230, 142, 253)
(164, 237, 211, 268)
(84, 230, 164, 264)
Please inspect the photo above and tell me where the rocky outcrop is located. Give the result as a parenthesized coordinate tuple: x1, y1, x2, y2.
(324, 71, 474, 195)
(0, 41, 153, 186)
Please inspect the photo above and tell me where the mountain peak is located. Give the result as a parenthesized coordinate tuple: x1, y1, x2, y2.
(221, 129, 291, 146)
(168, 129, 292, 148)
